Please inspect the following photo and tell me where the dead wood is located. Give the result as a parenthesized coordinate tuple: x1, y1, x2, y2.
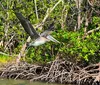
(0, 60, 100, 85)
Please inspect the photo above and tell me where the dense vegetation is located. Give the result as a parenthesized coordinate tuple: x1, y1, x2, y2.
(0, 0, 100, 64)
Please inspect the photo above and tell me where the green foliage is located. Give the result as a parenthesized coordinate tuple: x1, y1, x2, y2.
(0, 54, 12, 63)
(25, 29, 100, 63)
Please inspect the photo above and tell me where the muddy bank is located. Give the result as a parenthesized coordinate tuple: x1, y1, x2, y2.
(0, 59, 100, 85)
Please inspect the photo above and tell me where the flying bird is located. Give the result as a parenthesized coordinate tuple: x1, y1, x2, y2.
(15, 12, 60, 47)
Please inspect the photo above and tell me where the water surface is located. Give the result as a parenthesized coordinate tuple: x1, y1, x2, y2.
(0, 79, 73, 85)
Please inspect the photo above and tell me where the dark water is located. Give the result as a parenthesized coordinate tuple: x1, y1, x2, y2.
(0, 79, 73, 85)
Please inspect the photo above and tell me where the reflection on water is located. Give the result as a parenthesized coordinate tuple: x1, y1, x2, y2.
(0, 79, 73, 85)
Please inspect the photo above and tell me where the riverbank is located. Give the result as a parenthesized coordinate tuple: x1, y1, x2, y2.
(0, 59, 100, 85)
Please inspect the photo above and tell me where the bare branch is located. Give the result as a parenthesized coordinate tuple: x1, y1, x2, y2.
(35, 0, 62, 29)
(34, 0, 39, 20)
(83, 27, 100, 39)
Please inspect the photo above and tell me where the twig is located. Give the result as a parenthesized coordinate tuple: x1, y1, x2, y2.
(4, 34, 15, 52)
(86, 27, 100, 34)
(83, 27, 100, 39)
(0, 2, 6, 12)
(43, 0, 62, 23)
(0, 51, 9, 56)
(35, 0, 62, 29)
(34, 0, 39, 20)
(87, 0, 94, 6)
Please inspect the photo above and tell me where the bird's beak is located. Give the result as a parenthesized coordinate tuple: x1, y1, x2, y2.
(47, 35, 60, 43)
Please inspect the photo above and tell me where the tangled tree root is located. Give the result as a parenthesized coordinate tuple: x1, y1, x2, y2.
(0, 59, 100, 85)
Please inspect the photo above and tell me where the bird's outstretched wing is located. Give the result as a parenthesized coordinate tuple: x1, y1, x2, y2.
(15, 12, 40, 39)
(41, 22, 60, 43)
(40, 22, 54, 37)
